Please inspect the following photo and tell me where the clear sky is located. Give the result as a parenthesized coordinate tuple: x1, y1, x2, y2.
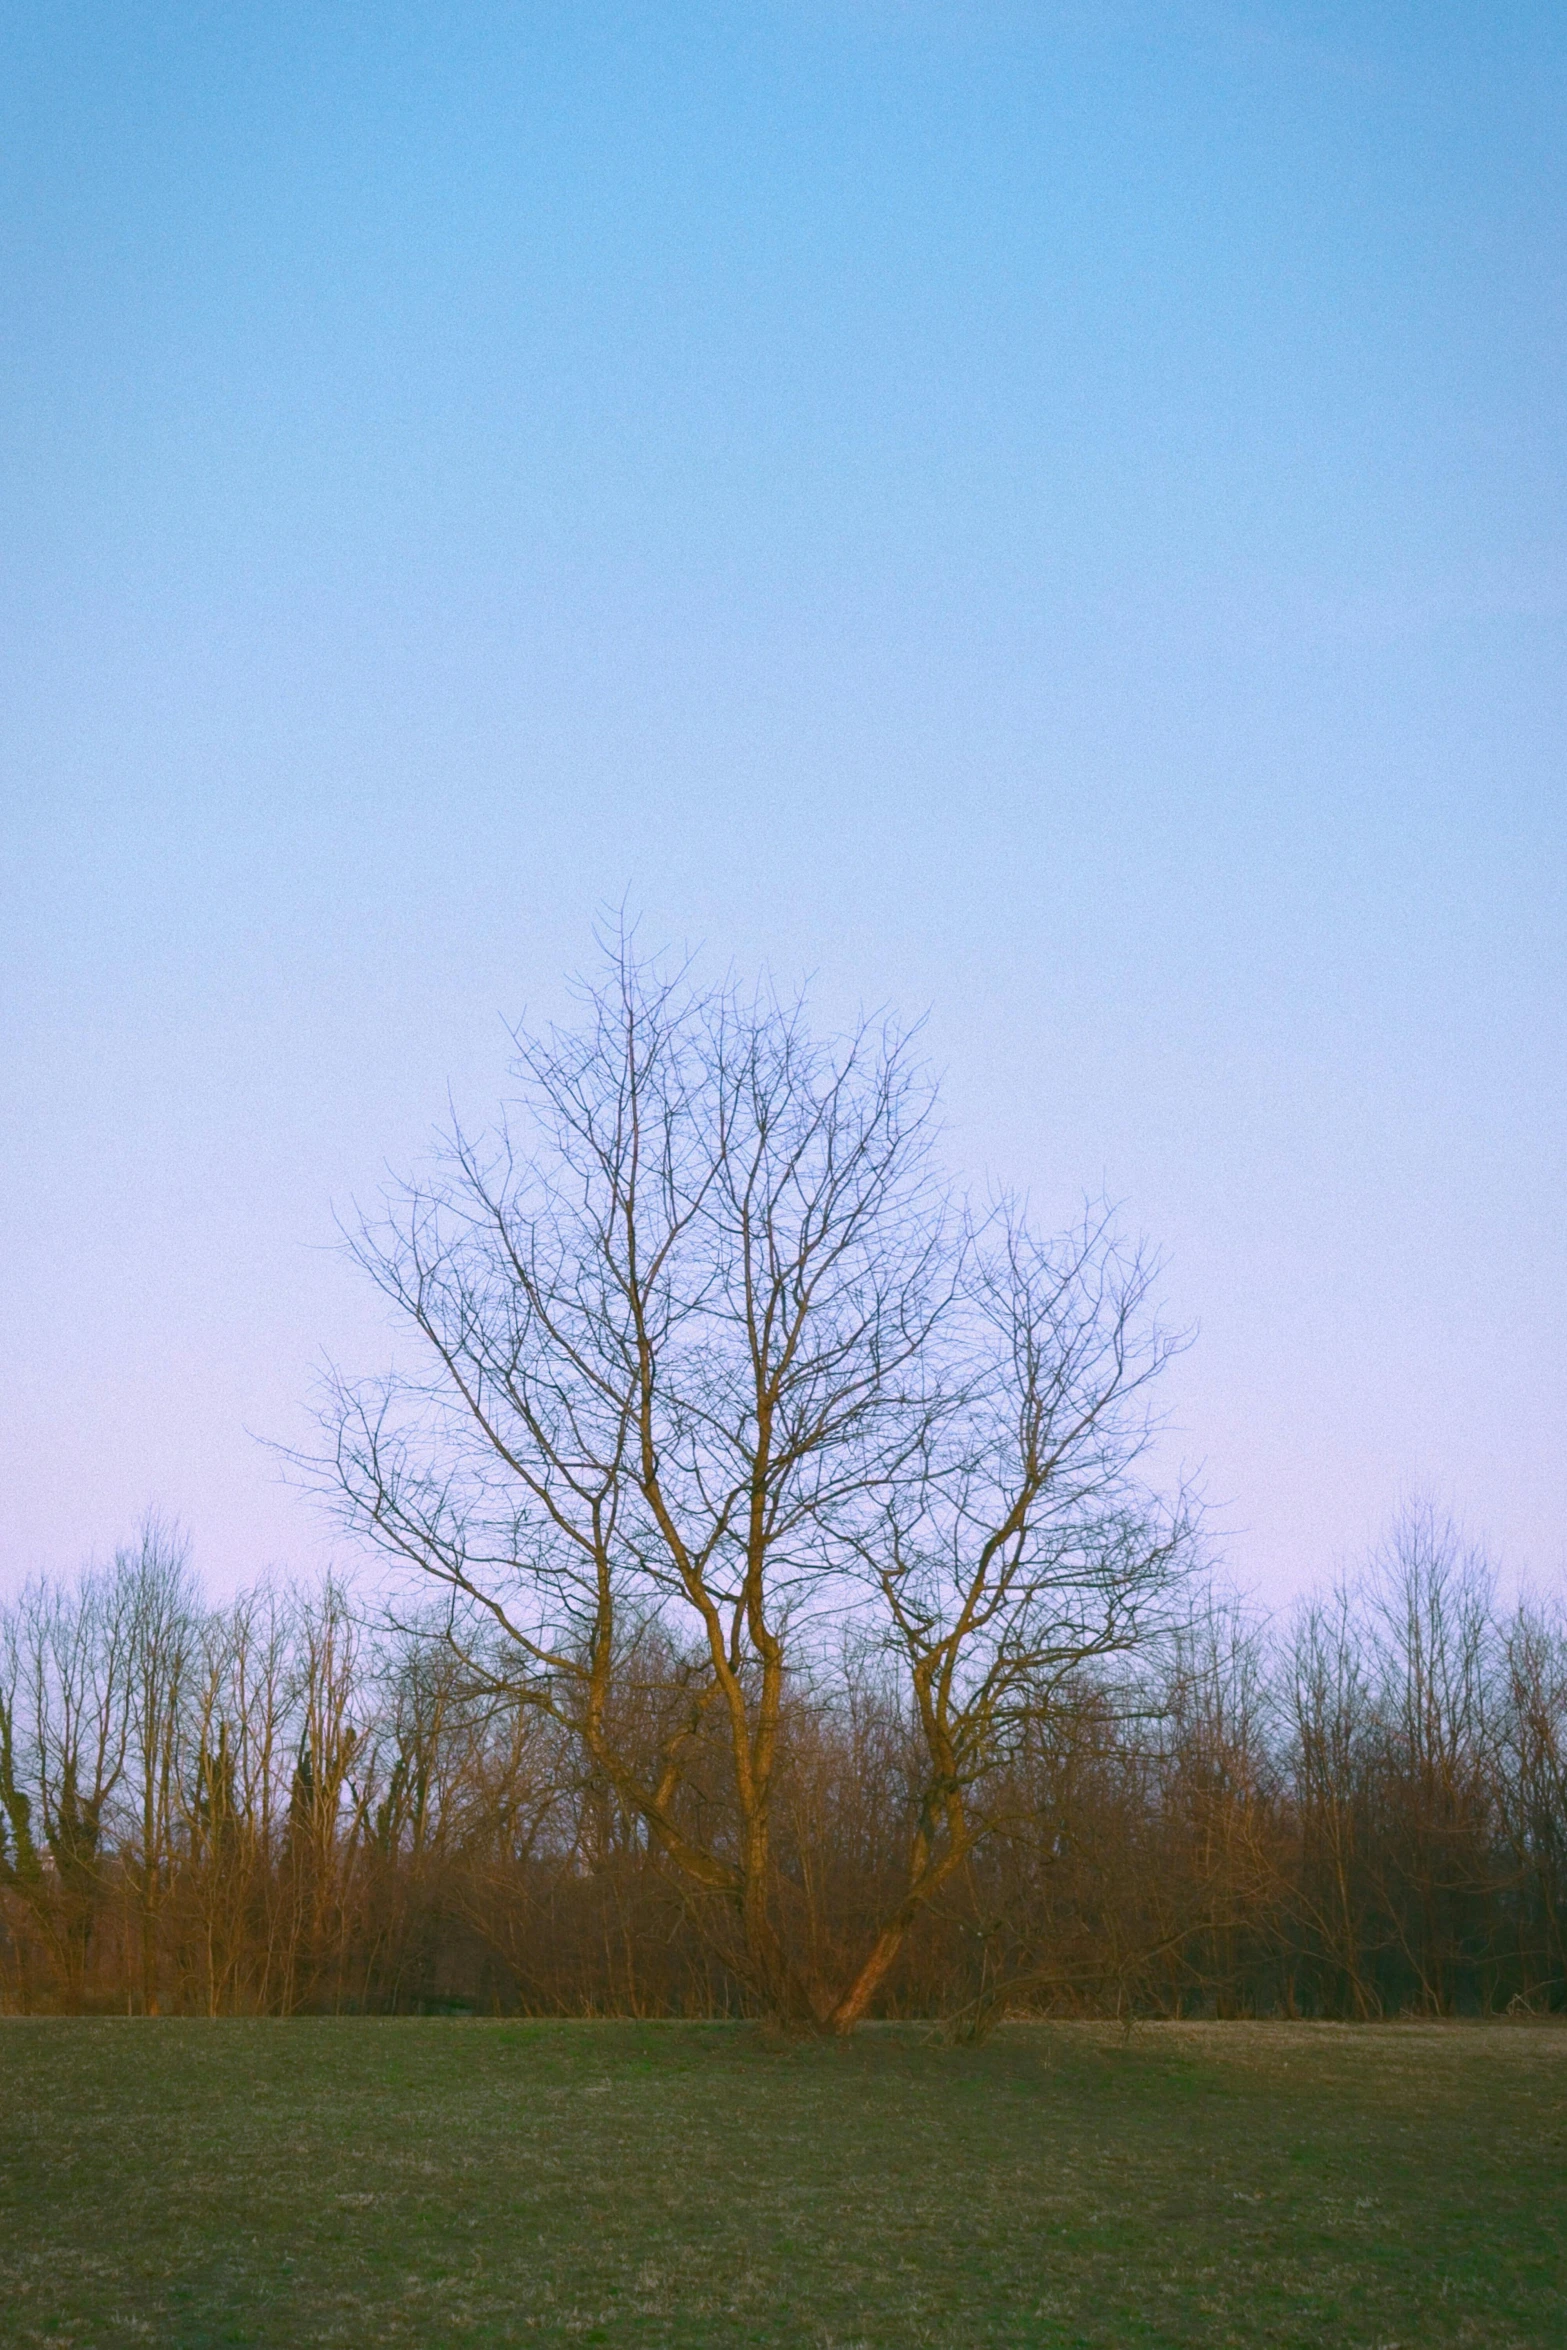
(3, 3, 1563, 1604)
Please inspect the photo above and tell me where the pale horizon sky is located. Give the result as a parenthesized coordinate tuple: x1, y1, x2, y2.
(3, 4, 1564, 1607)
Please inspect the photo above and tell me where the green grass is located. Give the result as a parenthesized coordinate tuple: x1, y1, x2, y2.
(2, 2018, 1563, 2346)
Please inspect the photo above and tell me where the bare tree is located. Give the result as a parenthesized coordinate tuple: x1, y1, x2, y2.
(0, 1570, 130, 2005)
(829, 1210, 1191, 2026)
(1365, 1506, 1499, 2014)
(1284, 1585, 1378, 2016)
(120, 1516, 197, 2014)
(1497, 1595, 1567, 2008)
(311, 936, 1192, 2026)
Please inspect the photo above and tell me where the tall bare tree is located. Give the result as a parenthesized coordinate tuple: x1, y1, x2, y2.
(312, 936, 1191, 2025)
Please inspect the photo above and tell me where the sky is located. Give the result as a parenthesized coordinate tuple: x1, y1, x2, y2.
(3, 2, 1563, 1607)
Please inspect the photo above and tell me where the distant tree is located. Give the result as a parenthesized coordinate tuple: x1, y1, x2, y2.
(121, 1516, 197, 2016)
(0, 1567, 130, 2005)
(313, 934, 1194, 2027)
(4, 1503, 1561, 2020)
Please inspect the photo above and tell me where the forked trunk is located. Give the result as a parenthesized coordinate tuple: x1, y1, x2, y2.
(826, 1919, 911, 2034)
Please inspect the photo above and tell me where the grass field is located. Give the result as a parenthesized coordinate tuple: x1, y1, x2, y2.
(2, 2017, 1562, 2347)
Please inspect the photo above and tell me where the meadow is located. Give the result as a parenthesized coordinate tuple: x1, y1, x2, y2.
(2, 2019, 1562, 2347)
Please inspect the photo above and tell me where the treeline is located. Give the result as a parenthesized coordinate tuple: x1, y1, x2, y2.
(2, 1512, 1563, 2021)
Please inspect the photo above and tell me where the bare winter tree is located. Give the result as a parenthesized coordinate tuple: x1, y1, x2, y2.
(120, 1516, 198, 2016)
(313, 935, 1192, 2026)
(827, 1210, 1193, 2026)
(0, 1568, 131, 2005)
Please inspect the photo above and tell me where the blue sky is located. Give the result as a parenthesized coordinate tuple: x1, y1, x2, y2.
(3, 3, 1563, 1599)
